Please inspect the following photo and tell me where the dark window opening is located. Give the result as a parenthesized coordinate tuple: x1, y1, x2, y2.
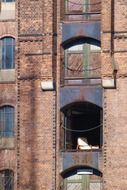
(0, 170, 14, 190)
(60, 102, 102, 150)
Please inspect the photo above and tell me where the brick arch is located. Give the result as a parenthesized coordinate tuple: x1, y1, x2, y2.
(61, 101, 102, 114)
(0, 168, 14, 173)
(0, 103, 15, 108)
(61, 165, 102, 179)
(62, 36, 101, 50)
(0, 22, 16, 38)
(0, 169, 14, 189)
(0, 35, 15, 39)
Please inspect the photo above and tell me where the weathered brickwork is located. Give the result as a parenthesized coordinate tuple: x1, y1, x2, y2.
(102, 1, 127, 190)
(18, 0, 53, 35)
(0, 22, 16, 37)
(103, 79, 127, 190)
(16, 79, 55, 189)
(0, 14, 17, 189)
(18, 39, 53, 79)
(114, 1, 127, 32)
(0, 0, 127, 190)
(16, 0, 55, 189)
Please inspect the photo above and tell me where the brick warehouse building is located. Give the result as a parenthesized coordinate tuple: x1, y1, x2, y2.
(0, 0, 127, 190)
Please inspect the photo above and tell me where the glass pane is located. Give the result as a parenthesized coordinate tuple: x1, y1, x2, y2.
(89, 51, 101, 77)
(6, 38, 13, 69)
(90, 182, 102, 190)
(0, 170, 14, 190)
(0, 40, 2, 69)
(2, 38, 15, 69)
(90, 44, 101, 51)
(89, 0, 101, 13)
(65, 0, 97, 14)
(2, 39, 5, 69)
(0, 108, 5, 137)
(0, 106, 14, 137)
(68, 44, 83, 52)
(66, 53, 84, 78)
(67, 0, 83, 13)
(67, 174, 82, 181)
(5, 107, 14, 137)
(65, 0, 101, 21)
(64, 43, 101, 79)
(5, 170, 14, 190)
(67, 183, 82, 190)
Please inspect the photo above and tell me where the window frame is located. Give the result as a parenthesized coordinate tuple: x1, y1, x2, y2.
(1, 0, 15, 2)
(0, 169, 14, 190)
(0, 105, 15, 138)
(0, 37, 15, 70)
(64, 43, 101, 79)
(64, 0, 101, 21)
(64, 173, 102, 190)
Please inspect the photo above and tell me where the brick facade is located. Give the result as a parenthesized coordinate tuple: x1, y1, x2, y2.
(16, 0, 55, 189)
(102, 1, 127, 190)
(0, 0, 127, 190)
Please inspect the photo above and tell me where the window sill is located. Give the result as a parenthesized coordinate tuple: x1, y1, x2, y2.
(0, 69, 15, 82)
(0, 137, 14, 149)
(0, 19, 15, 22)
(60, 148, 102, 152)
(61, 78, 102, 86)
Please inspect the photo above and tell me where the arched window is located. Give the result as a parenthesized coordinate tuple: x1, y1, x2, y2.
(0, 106, 14, 137)
(0, 37, 15, 69)
(64, 43, 101, 79)
(0, 170, 14, 190)
(61, 166, 102, 190)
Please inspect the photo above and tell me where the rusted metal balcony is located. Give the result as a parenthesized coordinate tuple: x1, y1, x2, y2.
(61, 150, 102, 171)
(62, 0, 101, 21)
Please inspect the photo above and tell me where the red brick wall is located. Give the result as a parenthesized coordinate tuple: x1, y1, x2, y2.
(103, 79, 127, 190)
(0, 0, 127, 189)
(0, 15, 17, 190)
(16, 0, 56, 189)
(102, 1, 127, 190)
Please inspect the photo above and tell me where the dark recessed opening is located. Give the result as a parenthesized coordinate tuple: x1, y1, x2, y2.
(61, 102, 102, 150)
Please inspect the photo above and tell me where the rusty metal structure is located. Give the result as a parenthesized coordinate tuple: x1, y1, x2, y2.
(58, 0, 103, 189)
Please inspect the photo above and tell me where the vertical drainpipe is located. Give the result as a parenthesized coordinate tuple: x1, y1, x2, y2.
(111, 0, 114, 61)
(111, 0, 117, 86)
